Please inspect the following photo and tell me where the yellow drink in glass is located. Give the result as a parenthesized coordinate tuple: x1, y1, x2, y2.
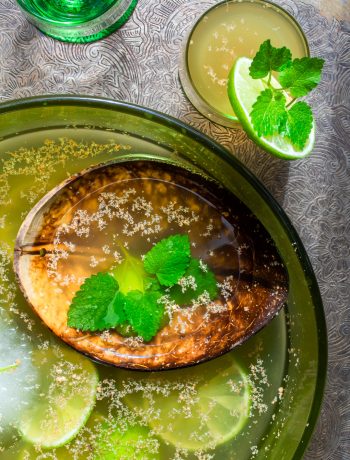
(180, 0, 309, 127)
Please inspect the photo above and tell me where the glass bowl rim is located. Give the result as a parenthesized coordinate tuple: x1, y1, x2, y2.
(0, 94, 327, 459)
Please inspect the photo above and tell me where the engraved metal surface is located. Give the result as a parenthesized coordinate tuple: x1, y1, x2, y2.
(0, 0, 349, 457)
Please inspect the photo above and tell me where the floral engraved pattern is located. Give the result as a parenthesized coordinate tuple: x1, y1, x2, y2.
(0, 0, 349, 458)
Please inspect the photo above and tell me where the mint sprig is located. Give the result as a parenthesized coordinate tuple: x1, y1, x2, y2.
(143, 234, 191, 286)
(283, 101, 313, 150)
(250, 89, 287, 137)
(249, 39, 291, 79)
(67, 273, 125, 332)
(123, 290, 165, 341)
(278, 57, 325, 97)
(67, 234, 219, 341)
(169, 258, 218, 306)
(249, 40, 324, 150)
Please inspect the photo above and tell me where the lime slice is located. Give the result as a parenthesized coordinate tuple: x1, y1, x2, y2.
(94, 420, 161, 460)
(19, 346, 98, 449)
(228, 57, 315, 160)
(17, 444, 67, 459)
(124, 354, 251, 451)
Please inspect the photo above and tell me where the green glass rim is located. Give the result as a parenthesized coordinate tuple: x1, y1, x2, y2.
(0, 95, 327, 459)
(17, 0, 138, 29)
(180, 0, 310, 128)
(16, 0, 112, 25)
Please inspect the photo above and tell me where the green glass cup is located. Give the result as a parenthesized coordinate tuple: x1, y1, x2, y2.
(16, 0, 138, 42)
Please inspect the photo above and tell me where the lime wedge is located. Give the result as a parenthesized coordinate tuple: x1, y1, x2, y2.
(228, 57, 315, 160)
(19, 346, 98, 449)
(124, 354, 251, 451)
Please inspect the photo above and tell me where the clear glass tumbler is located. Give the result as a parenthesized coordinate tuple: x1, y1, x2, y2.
(179, 0, 309, 127)
(16, 0, 138, 42)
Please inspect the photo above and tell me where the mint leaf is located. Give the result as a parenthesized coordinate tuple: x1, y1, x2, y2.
(113, 248, 146, 294)
(169, 258, 218, 306)
(283, 101, 313, 149)
(250, 89, 287, 137)
(143, 276, 161, 292)
(278, 57, 325, 97)
(67, 273, 124, 332)
(124, 290, 165, 341)
(143, 234, 191, 286)
(101, 291, 126, 328)
(249, 40, 292, 79)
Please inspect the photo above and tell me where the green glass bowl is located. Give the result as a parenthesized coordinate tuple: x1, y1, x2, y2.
(0, 96, 326, 459)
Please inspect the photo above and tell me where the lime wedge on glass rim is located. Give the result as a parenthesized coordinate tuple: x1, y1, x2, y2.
(19, 346, 98, 449)
(228, 57, 315, 160)
(124, 355, 251, 451)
